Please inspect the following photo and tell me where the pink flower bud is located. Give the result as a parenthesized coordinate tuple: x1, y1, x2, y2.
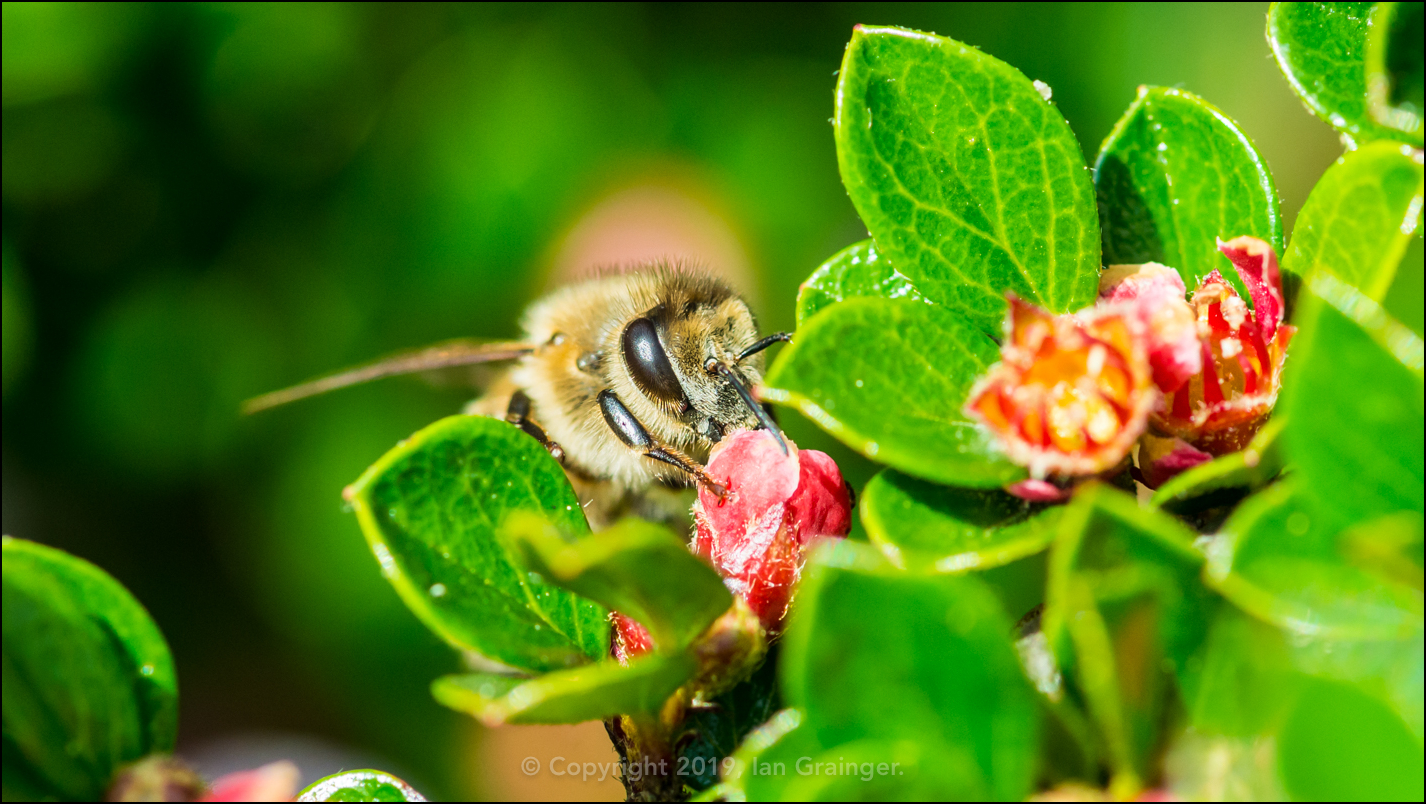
(691, 429, 852, 632)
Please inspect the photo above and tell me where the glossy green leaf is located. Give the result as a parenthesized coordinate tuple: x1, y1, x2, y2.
(1268, 2, 1420, 145)
(1280, 276, 1425, 527)
(430, 652, 696, 725)
(1366, 2, 1425, 140)
(781, 542, 1039, 801)
(2, 538, 177, 802)
(502, 514, 730, 652)
(1041, 485, 1209, 785)
(834, 26, 1099, 337)
(764, 297, 1025, 488)
(1096, 86, 1283, 299)
(796, 240, 924, 329)
(860, 469, 1061, 572)
(1150, 418, 1285, 512)
(1206, 480, 1423, 640)
(1277, 678, 1424, 801)
(297, 769, 426, 802)
(1283, 141, 1425, 300)
(347, 415, 608, 674)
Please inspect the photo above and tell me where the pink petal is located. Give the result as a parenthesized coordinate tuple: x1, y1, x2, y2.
(1217, 236, 1285, 344)
(1099, 263, 1201, 393)
(784, 449, 853, 544)
(698, 429, 801, 546)
(1098, 262, 1187, 306)
(1005, 479, 1073, 502)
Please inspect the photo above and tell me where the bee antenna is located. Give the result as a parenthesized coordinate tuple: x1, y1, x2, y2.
(704, 358, 789, 456)
(735, 332, 792, 363)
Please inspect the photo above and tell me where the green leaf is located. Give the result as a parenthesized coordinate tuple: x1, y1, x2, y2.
(502, 514, 730, 652)
(1181, 607, 1306, 738)
(1095, 86, 1284, 300)
(2, 537, 177, 801)
(1150, 417, 1286, 512)
(1184, 602, 1425, 754)
(796, 240, 924, 329)
(1280, 276, 1424, 527)
(1267, 2, 1419, 146)
(781, 542, 1039, 801)
(717, 708, 821, 803)
(780, 738, 987, 802)
(1366, 2, 1425, 140)
(860, 469, 1061, 572)
(1040, 485, 1209, 785)
(347, 415, 608, 674)
(297, 769, 425, 802)
(430, 652, 696, 725)
(834, 25, 1100, 337)
(1277, 678, 1424, 801)
(764, 297, 1025, 488)
(1283, 140, 1425, 300)
(1206, 480, 1423, 640)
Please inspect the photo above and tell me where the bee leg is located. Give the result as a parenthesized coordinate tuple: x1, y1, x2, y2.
(598, 389, 727, 498)
(506, 390, 565, 463)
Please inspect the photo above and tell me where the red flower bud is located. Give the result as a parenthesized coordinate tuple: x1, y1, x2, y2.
(966, 296, 1156, 479)
(611, 611, 654, 665)
(691, 429, 852, 632)
(1135, 432, 1212, 489)
(1150, 238, 1295, 455)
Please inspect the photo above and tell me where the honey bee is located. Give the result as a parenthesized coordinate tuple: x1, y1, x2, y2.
(244, 265, 790, 528)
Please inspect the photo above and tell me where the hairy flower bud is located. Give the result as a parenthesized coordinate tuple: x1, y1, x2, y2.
(966, 296, 1156, 479)
(691, 429, 852, 631)
(611, 611, 655, 664)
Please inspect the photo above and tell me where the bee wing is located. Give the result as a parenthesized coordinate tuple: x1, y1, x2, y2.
(242, 339, 534, 414)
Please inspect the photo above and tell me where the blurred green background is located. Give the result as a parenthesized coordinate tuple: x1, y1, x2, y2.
(3, 2, 1419, 800)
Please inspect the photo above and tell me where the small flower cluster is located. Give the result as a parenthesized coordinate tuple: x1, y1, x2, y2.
(967, 237, 1295, 496)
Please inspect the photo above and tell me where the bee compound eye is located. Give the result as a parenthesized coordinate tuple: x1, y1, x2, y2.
(621, 317, 691, 410)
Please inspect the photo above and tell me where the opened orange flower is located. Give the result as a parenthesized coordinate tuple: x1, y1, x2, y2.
(966, 296, 1156, 479)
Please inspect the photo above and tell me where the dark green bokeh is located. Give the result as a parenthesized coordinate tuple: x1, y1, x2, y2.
(2, 3, 1408, 799)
